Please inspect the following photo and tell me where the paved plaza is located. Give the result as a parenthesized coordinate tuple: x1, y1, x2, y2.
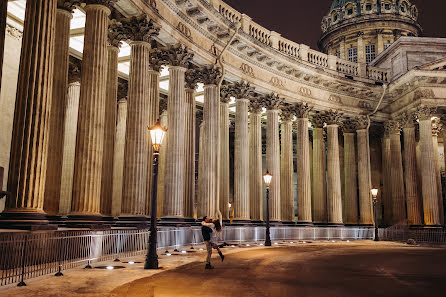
(0, 241, 445, 297)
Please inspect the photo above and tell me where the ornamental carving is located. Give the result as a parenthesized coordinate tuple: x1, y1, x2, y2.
(358, 100, 373, 111)
(280, 104, 295, 122)
(260, 93, 283, 110)
(149, 47, 168, 72)
(68, 59, 81, 84)
(249, 100, 263, 114)
(413, 89, 435, 101)
(117, 78, 128, 100)
(120, 15, 160, 43)
(328, 94, 342, 104)
(355, 116, 369, 130)
(414, 105, 437, 121)
(311, 113, 325, 128)
(323, 110, 343, 125)
(159, 43, 194, 68)
(148, 0, 157, 11)
(85, 0, 118, 9)
(432, 118, 442, 137)
(6, 24, 22, 40)
(270, 77, 285, 88)
(384, 120, 401, 134)
(57, 0, 81, 12)
(230, 81, 255, 100)
(398, 112, 416, 128)
(294, 102, 313, 119)
(196, 64, 222, 85)
(185, 68, 200, 90)
(220, 83, 232, 104)
(177, 22, 192, 40)
(298, 87, 312, 97)
(108, 21, 126, 48)
(341, 119, 358, 133)
(240, 63, 255, 77)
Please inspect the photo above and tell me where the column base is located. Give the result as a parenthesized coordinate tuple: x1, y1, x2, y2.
(0, 212, 57, 230)
(66, 214, 111, 229)
(228, 220, 252, 226)
(357, 224, 373, 227)
(324, 223, 345, 227)
(250, 220, 264, 226)
(269, 221, 283, 226)
(295, 221, 313, 226)
(159, 217, 188, 227)
(46, 215, 62, 225)
(115, 216, 149, 228)
(281, 221, 297, 225)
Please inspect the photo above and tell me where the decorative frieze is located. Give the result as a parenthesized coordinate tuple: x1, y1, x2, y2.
(270, 76, 285, 88)
(328, 94, 342, 104)
(298, 87, 312, 97)
(240, 63, 255, 77)
(177, 22, 192, 39)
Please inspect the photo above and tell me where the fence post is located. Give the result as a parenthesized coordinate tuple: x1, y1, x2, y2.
(55, 232, 64, 276)
(17, 234, 28, 287)
(114, 230, 120, 262)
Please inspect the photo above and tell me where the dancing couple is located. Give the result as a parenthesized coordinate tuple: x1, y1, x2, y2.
(201, 215, 225, 269)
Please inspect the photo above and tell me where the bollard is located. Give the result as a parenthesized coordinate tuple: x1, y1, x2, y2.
(84, 259, 92, 269)
(17, 235, 28, 287)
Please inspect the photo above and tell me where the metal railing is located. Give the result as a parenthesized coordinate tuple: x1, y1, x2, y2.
(0, 226, 372, 287)
(379, 226, 446, 245)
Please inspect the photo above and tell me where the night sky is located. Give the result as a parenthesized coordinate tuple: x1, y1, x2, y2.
(223, 0, 446, 50)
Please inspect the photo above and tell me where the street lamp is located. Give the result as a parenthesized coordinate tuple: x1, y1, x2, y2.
(144, 120, 166, 269)
(263, 171, 273, 247)
(371, 188, 379, 242)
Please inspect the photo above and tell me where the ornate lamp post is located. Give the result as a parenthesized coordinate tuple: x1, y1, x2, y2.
(263, 171, 273, 246)
(144, 120, 167, 269)
(371, 188, 379, 242)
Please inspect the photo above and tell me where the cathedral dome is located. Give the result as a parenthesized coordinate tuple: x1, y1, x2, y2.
(319, 0, 422, 64)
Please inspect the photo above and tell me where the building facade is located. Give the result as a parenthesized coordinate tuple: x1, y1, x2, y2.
(0, 0, 445, 229)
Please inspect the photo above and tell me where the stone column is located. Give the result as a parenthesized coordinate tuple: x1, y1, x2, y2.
(356, 117, 373, 225)
(357, 32, 365, 63)
(184, 70, 199, 220)
(232, 81, 254, 222)
(59, 62, 81, 216)
(387, 120, 406, 224)
(382, 126, 392, 225)
(324, 110, 343, 225)
(295, 103, 313, 224)
(44, 4, 74, 216)
(416, 107, 441, 226)
(280, 108, 294, 223)
(401, 113, 422, 226)
(432, 118, 444, 225)
(197, 119, 205, 218)
(120, 16, 159, 219)
(342, 120, 358, 225)
(100, 22, 125, 217)
(219, 94, 230, 221)
(162, 44, 193, 221)
(157, 108, 168, 218)
(110, 81, 128, 217)
(311, 113, 327, 224)
(249, 101, 263, 222)
(261, 93, 283, 222)
(0, 0, 7, 89)
(197, 65, 221, 218)
(71, 2, 111, 217)
(3, 0, 57, 225)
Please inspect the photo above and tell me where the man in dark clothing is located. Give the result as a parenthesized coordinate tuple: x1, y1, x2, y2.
(201, 216, 224, 269)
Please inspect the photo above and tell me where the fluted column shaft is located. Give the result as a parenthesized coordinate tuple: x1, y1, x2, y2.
(343, 132, 358, 224)
(199, 85, 219, 217)
(280, 121, 294, 222)
(59, 82, 81, 216)
(111, 99, 128, 217)
(184, 88, 196, 219)
(296, 118, 312, 223)
(71, 4, 110, 215)
(197, 121, 205, 218)
(234, 99, 250, 220)
(44, 8, 72, 215)
(158, 111, 168, 218)
(0, 0, 7, 89)
(382, 135, 392, 225)
(249, 112, 263, 221)
(6, 0, 57, 214)
(146, 70, 160, 216)
(312, 127, 327, 223)
(390, 130, 406, 223)
(419, 119, 440, 225)
(219, 102, 230, 220)
(101, 45, 119, 216)
(121, 41, 150, 216)
(326, 125, 343, 224)
(402, 127, 422, 225)
(266, 110, 281, 221)
(432, 133, 444, 225)
(357, 129, 373, 225)
(163, 66, 187, 218)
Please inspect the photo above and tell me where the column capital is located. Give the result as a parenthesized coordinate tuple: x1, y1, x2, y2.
(248, 100, 263, 114)
(399, 112, 416, 129)
(57, 0, 81, 13)
(311, 112, 325, 128)
(415, 105, 437, 121)
(323, 109, 343, 126)
(68, 59, 81, 84)
(384, 120, 401, 135)
(117, 78, 128, 100)
(160, 98, 168, 114)
(260, 92, 283, 110)
(160, 43, 194, 69)
(196, 64, 221, 85)
(220, 82, 232, 103)
(149, 47, 168, 72)
(185, 67, 200, 90)
(341, 118, 358, 133)
(355, 115, 369, 130)
(432, 118, 442, 137)
(229, 80, 255, 100)
(293, 102, 313, 119)
(120, 15, 159, 43)
(280, 104, 294, 122)
(108, 20, 126, 48)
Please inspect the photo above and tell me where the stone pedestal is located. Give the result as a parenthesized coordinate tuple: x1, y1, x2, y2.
(312, 125, 327, 224)
(219, 101, 230, 221)
(343, 130, 358, 225)
(44, 8, 72, 216)
(280, 119, 294, 223)
(296, 117, 312, 224)
(2, 0, 57, 229)
(71, 4, 111, 218)
(249, 104, 263, 222)
(234, 99, 250, 221)
(357, 128, 373, 225)
(266, 109, 281, 222)
(326, 124, 343, 225)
